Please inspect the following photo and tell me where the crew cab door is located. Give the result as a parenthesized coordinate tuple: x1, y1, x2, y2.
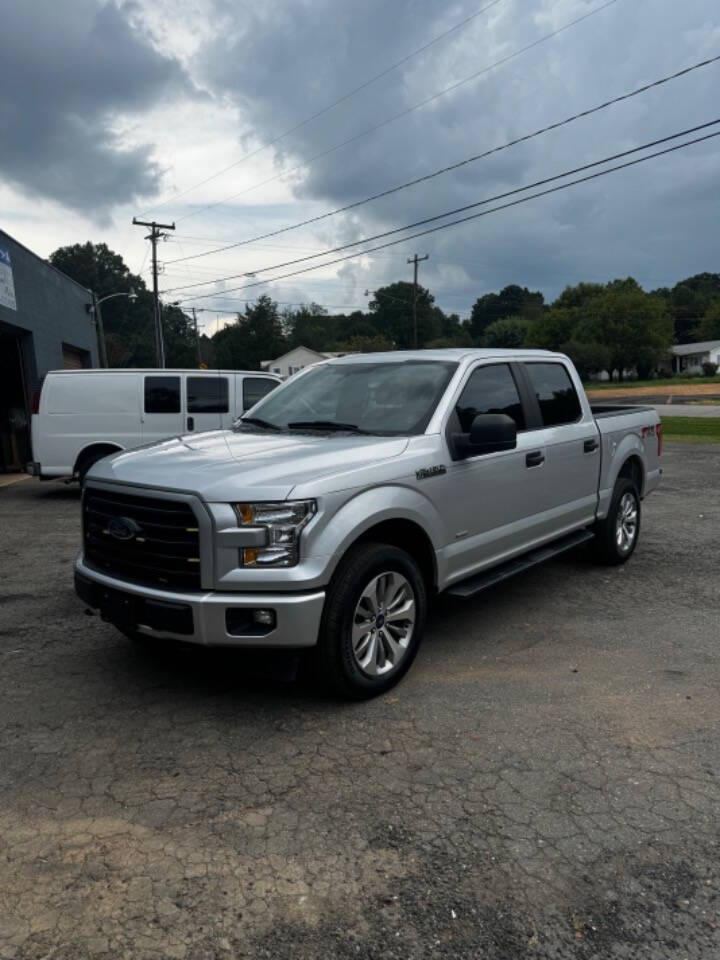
(141, 374, 183, 444)
(185, 374, 230, 434)
(441, 361, 547, 583)
(518, 361, 599, 530)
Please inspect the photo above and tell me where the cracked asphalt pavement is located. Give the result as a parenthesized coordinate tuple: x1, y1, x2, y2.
(1, 445, 719, 959)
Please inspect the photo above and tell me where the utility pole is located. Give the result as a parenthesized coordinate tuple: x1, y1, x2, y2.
(191, 307, 202, 367)
(132, 217, 175, 367)
(407, 253, 429, 349)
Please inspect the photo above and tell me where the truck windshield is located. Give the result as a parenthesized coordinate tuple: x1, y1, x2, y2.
(237, 360, 458, 436)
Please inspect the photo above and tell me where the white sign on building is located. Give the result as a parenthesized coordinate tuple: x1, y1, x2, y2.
(0, 243, 17, 311)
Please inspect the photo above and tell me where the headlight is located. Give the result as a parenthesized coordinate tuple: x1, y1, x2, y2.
(232, 500, 316, 567)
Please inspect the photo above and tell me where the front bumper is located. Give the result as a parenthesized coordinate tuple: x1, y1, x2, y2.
(74, 555, 325, 648)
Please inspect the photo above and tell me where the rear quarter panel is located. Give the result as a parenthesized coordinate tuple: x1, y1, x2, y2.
(595, 408, 661, 518)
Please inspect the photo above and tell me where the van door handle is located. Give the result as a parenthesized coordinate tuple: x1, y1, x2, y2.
(526, 451, 545, 467)
(187, 416, 194, 432)
(584, 438, 599, 453)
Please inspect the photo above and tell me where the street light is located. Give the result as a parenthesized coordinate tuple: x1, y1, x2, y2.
(87, 287, 138, 368)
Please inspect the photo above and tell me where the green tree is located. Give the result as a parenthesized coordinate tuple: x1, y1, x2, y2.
(49, 241, 197, 367)
(368, 282, 442, 348)
(469, 284, 544, 340)
(334, 334, 394, 353)
(212, 295, 287, 370)
(653, 273, 720, 344)
(527, 307, 577, 351)
(574, 278, 673, 380)
(696, 301, 720, 341)
(481, 316, 531, 348)
(284, 303, 338, 351)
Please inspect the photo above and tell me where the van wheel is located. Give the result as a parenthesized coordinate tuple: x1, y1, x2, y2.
(593, 478, 641, 565)
(314, 542, 427, 699)
(76, 450, 110, 486)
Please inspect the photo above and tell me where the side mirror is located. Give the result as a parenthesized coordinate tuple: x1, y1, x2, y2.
(454, 413, 517, 458)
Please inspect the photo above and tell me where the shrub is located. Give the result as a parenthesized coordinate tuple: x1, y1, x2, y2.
(701, 361, 719, 376)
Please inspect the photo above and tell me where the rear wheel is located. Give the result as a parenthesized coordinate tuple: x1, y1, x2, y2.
(314, 542, 427, 699)
(593, 477, 641, 564)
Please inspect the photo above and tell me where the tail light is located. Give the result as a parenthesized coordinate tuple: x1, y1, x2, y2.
(657, 422, 663, 457)
(31, 389, 41, 414)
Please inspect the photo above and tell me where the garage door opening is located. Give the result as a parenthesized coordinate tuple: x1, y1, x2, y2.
(0, 330, 30, 472)
(62, 343, 91, 370)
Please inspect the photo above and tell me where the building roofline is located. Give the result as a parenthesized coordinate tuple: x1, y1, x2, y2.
(0, 228, 94, 299)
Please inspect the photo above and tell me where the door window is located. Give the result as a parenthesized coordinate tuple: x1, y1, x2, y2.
(242, 377, 277, 411)
(525, 363, 581, 426)
(187, 376, 229, 414)
(455, 364, 525, 432)
(144, 376, 180, 413)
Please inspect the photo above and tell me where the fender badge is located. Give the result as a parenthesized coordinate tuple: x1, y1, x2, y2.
(416, 465, 447, 480)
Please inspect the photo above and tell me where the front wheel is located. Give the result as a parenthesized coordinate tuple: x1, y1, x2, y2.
(314, 542, 427, 699)
(593, 477, 641, 565)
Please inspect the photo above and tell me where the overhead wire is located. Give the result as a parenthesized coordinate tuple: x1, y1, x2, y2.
(163, 53, 720, 265)
(164, 119, 720, 296)
(171, 123, 720, 304)
(174, 0, 619, 224)
(135, 0, 507, 217)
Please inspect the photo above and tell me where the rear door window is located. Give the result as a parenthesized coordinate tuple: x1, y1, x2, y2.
(242, 377, 277, 411)
(455, 363, 526, 433)
(525, 363, 582, 427)
(144, 376, 181, 414)
(187, 376, 229, 414)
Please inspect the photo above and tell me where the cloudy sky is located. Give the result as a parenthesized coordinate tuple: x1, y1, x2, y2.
(1, 0, 718, 334)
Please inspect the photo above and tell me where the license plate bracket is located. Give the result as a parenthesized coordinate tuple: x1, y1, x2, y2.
(99, 587, 137, 633)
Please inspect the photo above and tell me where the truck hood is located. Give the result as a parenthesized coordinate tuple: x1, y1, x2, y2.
(88, 429, 409, 501)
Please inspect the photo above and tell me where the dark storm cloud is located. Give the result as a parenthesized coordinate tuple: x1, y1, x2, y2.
(0, 0, 195, 219)
(196, 0, 720, 306)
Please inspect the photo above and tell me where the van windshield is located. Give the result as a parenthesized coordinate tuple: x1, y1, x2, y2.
(236, 360, 457, 436)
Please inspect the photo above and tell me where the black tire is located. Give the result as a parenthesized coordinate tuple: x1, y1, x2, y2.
(313, 541, 427, 699)
(77, 451, 105, 487)
(592, 477, 641, 565)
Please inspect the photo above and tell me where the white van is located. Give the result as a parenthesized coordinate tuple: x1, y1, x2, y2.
(28, 368, 280, 482)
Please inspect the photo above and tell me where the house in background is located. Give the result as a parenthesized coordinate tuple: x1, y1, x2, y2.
(260, 345, 352, 378)
(670, 340, 720, 374)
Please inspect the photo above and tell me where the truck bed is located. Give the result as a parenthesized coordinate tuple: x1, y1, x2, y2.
(590, 403, 656, 418)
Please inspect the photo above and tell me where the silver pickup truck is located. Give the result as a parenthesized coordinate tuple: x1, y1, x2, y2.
(75, 349, 662, 697)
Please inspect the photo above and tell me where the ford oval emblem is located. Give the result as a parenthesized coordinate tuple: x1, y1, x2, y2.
(108, 516, 141, 541)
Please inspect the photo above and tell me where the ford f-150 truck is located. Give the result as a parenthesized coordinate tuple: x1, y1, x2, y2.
(75, 350, 662, 697)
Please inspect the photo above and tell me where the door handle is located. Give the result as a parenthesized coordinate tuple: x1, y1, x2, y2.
(187, 416, 195, 432)
(583, 438, 599, 453)
(525, 451, 545, 467)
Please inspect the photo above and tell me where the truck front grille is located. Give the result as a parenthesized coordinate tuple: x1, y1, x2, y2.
(83, 489, 202, 591)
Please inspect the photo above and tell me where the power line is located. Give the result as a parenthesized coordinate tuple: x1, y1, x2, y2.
(163, 52, 720, 266)
(164, 119, 720, 296)
(136, 0, 506, 218)
(173, 123, 720, 304)
(175, 0, 619, 224)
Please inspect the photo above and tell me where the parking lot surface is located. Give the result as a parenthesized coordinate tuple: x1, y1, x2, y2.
(1, 446, 719, 959)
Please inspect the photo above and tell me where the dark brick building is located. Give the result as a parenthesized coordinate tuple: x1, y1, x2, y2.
(0, 229, 98, 472)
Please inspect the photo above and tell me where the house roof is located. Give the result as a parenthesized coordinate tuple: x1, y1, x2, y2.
(671, 340, 720, 356)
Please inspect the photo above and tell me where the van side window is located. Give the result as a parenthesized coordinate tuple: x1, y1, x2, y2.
(243, 377, 277, 411)
(187, 376, 229, 414)
(455, 364, 525, 433)
(525, 363, 582, 427)
(144, 376, 180, 414)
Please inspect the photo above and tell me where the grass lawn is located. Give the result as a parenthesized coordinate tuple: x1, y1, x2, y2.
(586, 377, 720, 391)
(660, 416, 720, 444)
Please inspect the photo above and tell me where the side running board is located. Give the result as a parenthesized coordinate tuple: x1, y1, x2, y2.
(445, 529, 595, 599)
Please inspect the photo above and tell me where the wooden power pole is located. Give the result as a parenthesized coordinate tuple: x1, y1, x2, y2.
(407, 253, 429, 349)
(132, 217, 175, 367)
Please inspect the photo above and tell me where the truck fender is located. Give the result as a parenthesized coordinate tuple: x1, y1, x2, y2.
(309, 485, 444, 584)
(597, 433, 646, 518)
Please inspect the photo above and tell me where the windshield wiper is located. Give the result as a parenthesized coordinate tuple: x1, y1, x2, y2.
(237, 416, 282, 431)
(287, 420, 370, 434)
